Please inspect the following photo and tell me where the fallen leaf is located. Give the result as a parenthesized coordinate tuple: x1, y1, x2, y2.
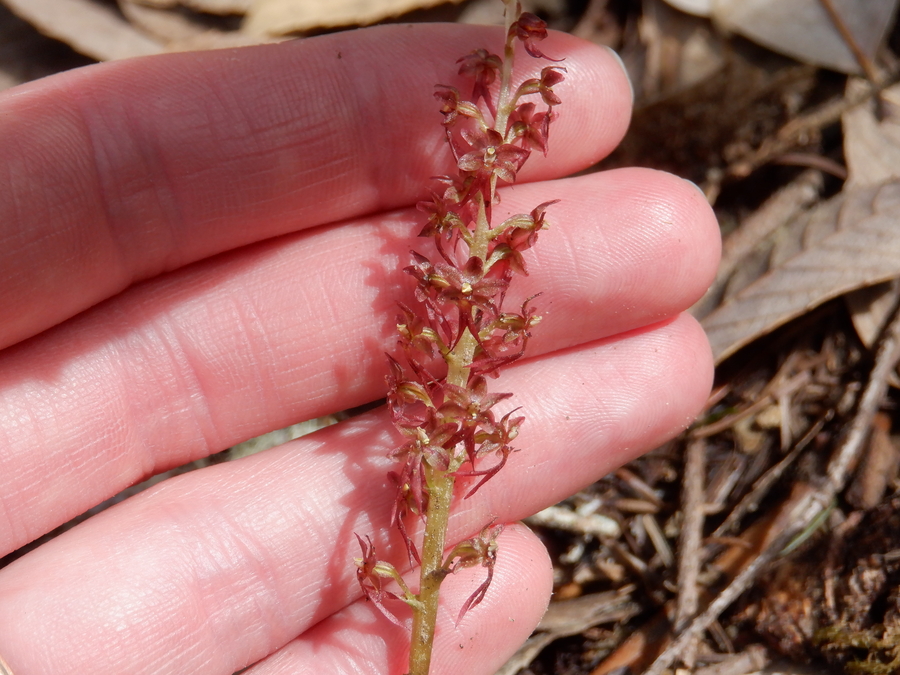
(0, 3, 94, 91)
(119, 0, 212, 43)
(841, 78, 900, 348)
(179, 0, 253, 12)
(660, 0, 899, 74)
(843, 78, 900, 189)
(494, 591, 639, 675)
(845, 280, 900, 349)
(2, 0, 164, 61)
(661, 0, 709, 16)
(119, 0, 276, 49)
(702, 179, 900, 363)
(690, 171, 823, 322)
(244, 0, 464, 36)
(639, 0, 724, 102)
(129, 0, 253, 12)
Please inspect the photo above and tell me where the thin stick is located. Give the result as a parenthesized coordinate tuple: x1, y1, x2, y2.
(675, 438, 706, 633)
(727, 71, 898, 179)
(674, 438, 707, 668)
(643, 285, 900, 675)
(817, 0, 880, 84)
(642, 487, 829, 675)
(827, 286, 900, 491)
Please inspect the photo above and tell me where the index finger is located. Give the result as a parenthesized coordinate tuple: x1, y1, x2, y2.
(0, 24, 631, 350)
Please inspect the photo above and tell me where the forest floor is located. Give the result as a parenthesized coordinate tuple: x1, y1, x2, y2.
(3, 1, 900, 674)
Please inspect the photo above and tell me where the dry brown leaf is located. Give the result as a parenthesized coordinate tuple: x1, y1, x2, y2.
(2, 0, 164, 61)
(690, 171, 823, 322)
(0, 4, 94, 91)
(702, 179, 900, 363)
(844, 79, 900, 188)
(129, 0, 253, 12)
(494, 591, 639, 675)
(244, 0, 464, 36)
(662, 0, 898, 74)
(119, 0, 274, 49)
(119, 0, 211, 42)
(841, 78, 900, 348)
(638, 0, 724, 102)
(845, 280, 900, 349)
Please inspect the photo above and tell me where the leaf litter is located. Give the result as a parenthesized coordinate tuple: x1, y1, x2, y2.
(4, 1, 900, 674)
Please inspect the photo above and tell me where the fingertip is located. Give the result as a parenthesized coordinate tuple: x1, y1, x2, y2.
(430, 523, 552, 675)
(597, 167, 722, 311)
(243, 524, 552, 675)
(531, 32, 635, 170)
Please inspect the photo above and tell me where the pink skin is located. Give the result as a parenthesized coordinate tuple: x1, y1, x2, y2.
(0, 22, 720, 675)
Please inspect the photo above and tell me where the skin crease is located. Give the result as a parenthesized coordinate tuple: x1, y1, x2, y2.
(0, 20, 720, 675)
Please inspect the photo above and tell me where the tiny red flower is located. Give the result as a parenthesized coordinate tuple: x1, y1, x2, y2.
(432, 256, 509, 313)
(458, 128, 530, 186)
(354, 534, 405, 627)
(537, 66, 566, 106)
(433, 86, 481, 127)
(417, 189, 464, 239)
(444, 523, 503, 624)
(457, 49, 502, 115)
(508, 102, 551, 154)
(510, 12, 562, 62)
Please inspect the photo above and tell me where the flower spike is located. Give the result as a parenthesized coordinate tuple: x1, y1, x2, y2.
(354, 1, 565, 670)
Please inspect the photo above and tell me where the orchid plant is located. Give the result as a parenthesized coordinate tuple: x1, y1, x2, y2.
(355, 3, 565, 672)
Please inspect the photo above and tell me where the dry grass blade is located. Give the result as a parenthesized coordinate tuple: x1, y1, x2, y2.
(711, 412, 829, 538)
(826, 286, 900, 491)
(0, 653, 12, 675)
(641, 485, 831, 675)
(524, 504, 621, 538)
(703, 179, 900, 363)
(243, 0, 466, 36)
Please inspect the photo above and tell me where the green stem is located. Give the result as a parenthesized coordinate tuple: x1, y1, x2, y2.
(493, 1, 519, 136)
(406, 466, 455, 675)
(404, 6, 514, 665)
(406, 193, 493, 674)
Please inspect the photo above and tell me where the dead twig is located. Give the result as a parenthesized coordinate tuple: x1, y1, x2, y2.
(642, 286, 900, 675)
(817, 0, 881, 84)
(726, 71, 899, 179)
(675, 438, 706, 634)
(693, 644, 769, 675)
(641, 485, 831, 675)
(711, 411, 830, 538)
(827, 285, 900, 491)
(674, 437, 707, 668)
(524, 504, 621, 538)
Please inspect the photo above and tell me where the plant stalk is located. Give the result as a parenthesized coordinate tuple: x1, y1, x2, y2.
(407, 196, 492, 674)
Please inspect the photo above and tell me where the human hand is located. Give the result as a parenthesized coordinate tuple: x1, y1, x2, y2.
(0, 22, 719, 675)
